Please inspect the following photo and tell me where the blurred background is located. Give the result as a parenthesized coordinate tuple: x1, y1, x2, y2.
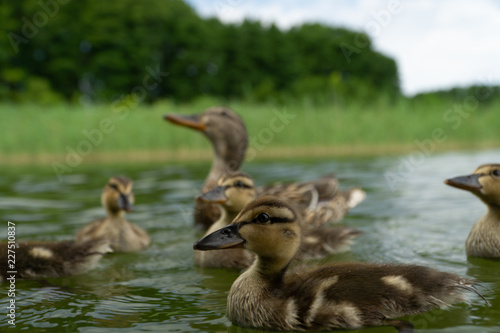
(1, 0, 499, 165)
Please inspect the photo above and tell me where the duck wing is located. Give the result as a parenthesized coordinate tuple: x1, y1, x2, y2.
(285, 262, 485, 331)
(297, 226, 362, 259)
(258, 174, 365, 226)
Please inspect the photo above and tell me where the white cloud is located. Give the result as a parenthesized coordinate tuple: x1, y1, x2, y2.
(186, 0, 500, 95)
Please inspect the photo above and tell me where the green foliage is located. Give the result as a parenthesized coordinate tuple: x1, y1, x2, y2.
(2, 97, 500, 160)
(1, 0, 399, 105)
(411, 85, 500, 106)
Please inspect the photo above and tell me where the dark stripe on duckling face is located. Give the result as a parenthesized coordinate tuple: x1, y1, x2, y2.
(231, 180, 253, 189)
(248, 212, 294, 225)
(219, 171, 254, 188)
(107, 177, 133, 212)
(236, 196, 297, 226)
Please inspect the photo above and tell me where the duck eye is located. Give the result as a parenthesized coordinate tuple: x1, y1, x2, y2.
(234, 180, 244, 187)
(256, 213, 270, 224)
(492, 170, 500, 177)
(220, 110, 228, 117)
(109, 183, 119, 190)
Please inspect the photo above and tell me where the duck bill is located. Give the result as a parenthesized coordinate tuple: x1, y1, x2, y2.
(197, 186, 227, 204)
(444, 174, 482, 192)
(118, 193, 133, 212)
(164, 114, 205, 131)
(193, 224, 244, 250)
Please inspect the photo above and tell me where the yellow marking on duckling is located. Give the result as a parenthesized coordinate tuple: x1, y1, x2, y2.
(304, 236, 319, 244)
(305, 276, 339, 324)
(285, 298, 299, 327)
(29, 247, 54, 259)
(381, 275, 413, 294)
(335, 302, 362, 328)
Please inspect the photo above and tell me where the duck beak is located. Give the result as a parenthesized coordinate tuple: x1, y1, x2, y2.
(193, 224, 244, 250)
(117, 193, 133, 212)
(164, 114, 206, 131)
(444, 174, 482, 192)
(196, 186, 227, 204)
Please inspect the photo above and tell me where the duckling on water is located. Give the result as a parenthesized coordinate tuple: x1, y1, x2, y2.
(165, 107, 365, 229)
(165, 107, 247, 228)
(0, 238, 112, 283)
(76, 176, 150, 252)
(445, 163, 500, 258)
(194, 196, 486, 332)
(194, 172, 255, 268)
(194, 172, 361, 268)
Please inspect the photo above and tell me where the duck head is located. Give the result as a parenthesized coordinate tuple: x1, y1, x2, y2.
(194, 196, 301, 267)
(197, 172, 256, 215)
(445, 164, 500, 207)
(164, 107, 248, 172)
(102, 176, 134, 216)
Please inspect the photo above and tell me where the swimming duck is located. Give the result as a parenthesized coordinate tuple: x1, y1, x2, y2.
(165, 107, 247, 228)
(75, 176, 150, 252)
(164, 107, 365, 229)
(0, 238, 112, 283)
(445, 163, 500, 258)
(194, 196, 485, 332)
(194, 172, 361, 268)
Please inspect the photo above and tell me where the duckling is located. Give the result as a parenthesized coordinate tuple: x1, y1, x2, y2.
(194, 196, 485, 332)
(0, 238, 112, 283)
(76, 176, 150, 252)
(165, 107, 365, 229)
(194, 172, 361, 268)
(445, 163, 500, 258)
(194, 172, 256, 268)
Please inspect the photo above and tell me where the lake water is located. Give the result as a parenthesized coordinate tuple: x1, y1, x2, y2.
(1, 149, 499, 333)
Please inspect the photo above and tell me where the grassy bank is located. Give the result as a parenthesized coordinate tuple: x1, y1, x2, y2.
(2, 98, 499, 165)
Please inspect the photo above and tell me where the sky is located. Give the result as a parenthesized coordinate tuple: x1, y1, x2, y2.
(185, 0, 500, 96)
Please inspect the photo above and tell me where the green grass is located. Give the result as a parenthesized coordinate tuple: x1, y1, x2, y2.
(1, 97, 499, 164)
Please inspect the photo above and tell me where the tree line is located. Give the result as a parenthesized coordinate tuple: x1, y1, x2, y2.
(1, 0, 401, 105)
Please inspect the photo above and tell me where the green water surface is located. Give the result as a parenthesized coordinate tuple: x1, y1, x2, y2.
(1, 150, 499, 332)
